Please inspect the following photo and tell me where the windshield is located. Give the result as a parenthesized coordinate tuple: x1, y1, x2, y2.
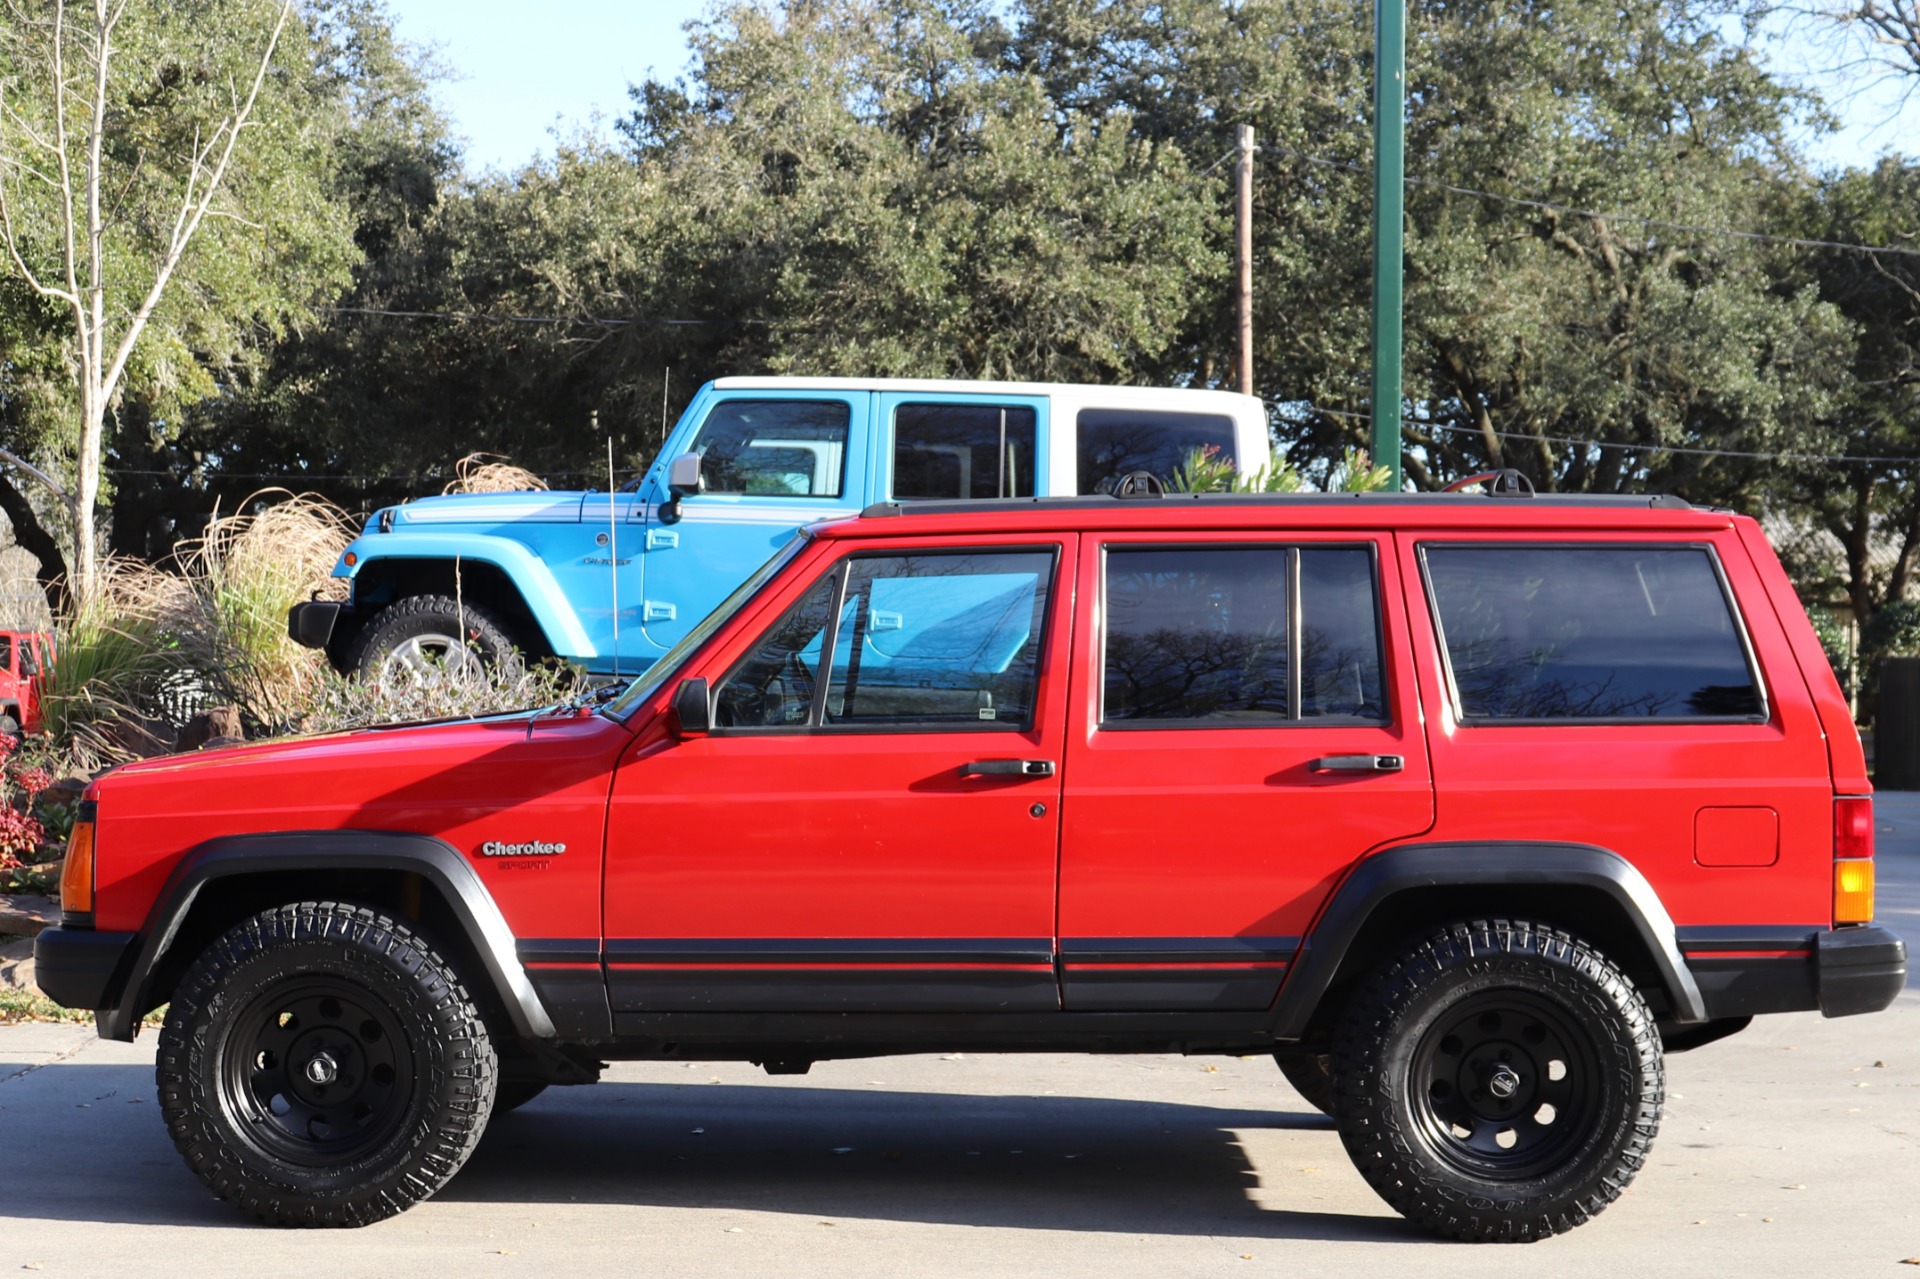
(603, 531, 813, 722)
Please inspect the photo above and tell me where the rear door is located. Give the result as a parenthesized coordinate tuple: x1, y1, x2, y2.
(877, 392, 1049, 502)
(1056, 529, 1435, 1009)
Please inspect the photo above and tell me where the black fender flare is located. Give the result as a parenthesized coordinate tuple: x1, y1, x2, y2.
(1267, 841, 1707, 1040)
(101, 830, 556, 1043)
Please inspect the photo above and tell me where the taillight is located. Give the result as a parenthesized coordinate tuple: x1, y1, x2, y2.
(60, 802, 95, 917)
(1833, 796, 1875, 925)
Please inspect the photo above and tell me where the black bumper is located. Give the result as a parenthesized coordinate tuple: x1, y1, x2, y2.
(287, 599, 344, 650)
(1686, 923, 1906, 1021)
(31, 927, 136, 1011)
(1816, 923, 1907, 1018)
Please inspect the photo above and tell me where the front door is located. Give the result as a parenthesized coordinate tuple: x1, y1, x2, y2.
(604, 534, 1074, 1016)
(1057, 531, 1436, 1010)
(637, 392, 871, 655)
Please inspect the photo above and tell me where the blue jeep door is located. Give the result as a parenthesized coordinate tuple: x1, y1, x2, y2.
(877, 392, 1049, 502)
(638, 390, 870, 653)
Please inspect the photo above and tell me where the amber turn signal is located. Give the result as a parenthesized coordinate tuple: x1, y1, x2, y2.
(60, 817, 95, 915)
(343, 551, 357, 567)
(1834, 858, 1875, 925)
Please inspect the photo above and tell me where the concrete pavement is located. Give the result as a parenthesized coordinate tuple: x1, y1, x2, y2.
(3, 800, 1916, 1277)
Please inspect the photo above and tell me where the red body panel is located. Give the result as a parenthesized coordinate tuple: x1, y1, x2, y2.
(1391, 521, 1834, 930)
(81, 498, 1861, 1006)
(89, 715, 624, 938)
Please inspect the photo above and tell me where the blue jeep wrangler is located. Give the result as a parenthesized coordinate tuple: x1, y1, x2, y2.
(289, 376, 1269, 678)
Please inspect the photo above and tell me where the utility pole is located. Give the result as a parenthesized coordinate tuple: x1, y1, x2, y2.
(1236, 124, 1256, 398)
(1370, 0, 1406, 489)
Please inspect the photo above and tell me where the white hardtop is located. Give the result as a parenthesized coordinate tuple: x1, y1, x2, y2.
(708, 376, 1261, 413)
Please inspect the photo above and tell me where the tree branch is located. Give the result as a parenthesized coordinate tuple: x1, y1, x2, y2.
(0, 447, 72, 504)
(100, 0, 294, 401)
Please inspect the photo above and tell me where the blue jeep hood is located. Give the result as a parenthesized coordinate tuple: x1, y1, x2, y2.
(375, 490, 598, 528)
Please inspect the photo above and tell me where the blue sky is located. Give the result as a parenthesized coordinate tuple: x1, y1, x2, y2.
(385, 0, 1913, 176)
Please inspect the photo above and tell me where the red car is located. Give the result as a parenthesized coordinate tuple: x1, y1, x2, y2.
(0, 629, 52, 735)
(35, 487, 1906, 1239)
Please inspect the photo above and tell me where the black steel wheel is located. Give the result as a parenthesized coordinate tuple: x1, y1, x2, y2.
(1331, 919, 1663, 1242)
(1272, 1047, 1337, 1117)
(218, 979, 416, 1168)
(157, 902, 497, 1226)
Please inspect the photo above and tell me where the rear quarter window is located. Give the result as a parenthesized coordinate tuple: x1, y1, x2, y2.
(1421, 543, 1764, 722)
(1077, 409, 1236, 495)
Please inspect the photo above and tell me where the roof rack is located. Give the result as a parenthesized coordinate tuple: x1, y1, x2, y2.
(858, 491, 1696, 519)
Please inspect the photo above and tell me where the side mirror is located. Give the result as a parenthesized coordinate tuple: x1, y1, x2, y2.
(670, 676, 712, 738)
(18, 651, 36, 677)
(659, 452, 703, 526)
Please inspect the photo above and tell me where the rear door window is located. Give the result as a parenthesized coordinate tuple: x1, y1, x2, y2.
(891, 403, 1038, 500)
(689, 400, 851, 498)
(1101, 545, 1385, 724)
(1077, 409, 1236, 494)
(1421, 544, 1764, 722)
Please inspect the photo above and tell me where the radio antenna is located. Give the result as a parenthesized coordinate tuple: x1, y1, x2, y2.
(660, 367, 671, 441)
(607, 429, 620, 685)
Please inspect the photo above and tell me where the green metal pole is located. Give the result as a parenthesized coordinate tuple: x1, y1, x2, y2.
(1370, 0, 1406, 490)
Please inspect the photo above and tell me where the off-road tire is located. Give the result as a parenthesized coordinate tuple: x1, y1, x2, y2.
(156, 902, 498, 1227)
(344, 594, 518, 682)
(1273, 1047, 1337, 1117)
(1330, 919, 1663, 1242)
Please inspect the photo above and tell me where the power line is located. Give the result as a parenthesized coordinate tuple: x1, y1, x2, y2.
(1259, 144, 1920, 260)
(319, 305, 772, 328)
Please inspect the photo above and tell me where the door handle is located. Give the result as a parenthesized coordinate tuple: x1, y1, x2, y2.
(960, 759, 1056, 778)
(1310, 754, 1405, 773)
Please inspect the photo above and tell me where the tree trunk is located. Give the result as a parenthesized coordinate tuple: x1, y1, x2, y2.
(0, 471, 70, 617)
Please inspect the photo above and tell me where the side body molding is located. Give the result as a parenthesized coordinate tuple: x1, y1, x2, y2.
(101, 831, 556, 1043)
(1268, 841, 1708, 1040)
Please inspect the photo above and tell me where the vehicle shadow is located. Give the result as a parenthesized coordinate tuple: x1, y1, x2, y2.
(445, 1079, 1418, 1244)
(0, 1063, 1417, 1242)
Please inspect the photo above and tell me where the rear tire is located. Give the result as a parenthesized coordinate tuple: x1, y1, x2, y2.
(1331, 919, 1663, 1242)
(156, 902, 497, 1226)
(344, 594, 518, 683)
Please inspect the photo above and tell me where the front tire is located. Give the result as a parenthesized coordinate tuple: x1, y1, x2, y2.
(156, 902, 498, 1226)
(344, 594, 518, 683)
(1331, 919, 1662, 1242)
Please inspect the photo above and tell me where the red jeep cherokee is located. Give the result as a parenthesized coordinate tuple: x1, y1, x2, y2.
(34, 490, 1907, 1240)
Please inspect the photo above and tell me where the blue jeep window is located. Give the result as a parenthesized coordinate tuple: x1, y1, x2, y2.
(892, 403, 1038, 500)
(1077, 408, 1236, 495)
(1422, 544, 1764, 722)
(690, 400, 851, 498)
(824, 552, 1053, 729)
(1101, 545, 1385, 724)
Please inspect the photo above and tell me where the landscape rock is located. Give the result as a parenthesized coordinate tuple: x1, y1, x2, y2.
(178, 705, 243, 752)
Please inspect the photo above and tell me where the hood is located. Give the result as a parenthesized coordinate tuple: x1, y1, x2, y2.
(91, 711, 629, 813)
(380, 491, 594, 528)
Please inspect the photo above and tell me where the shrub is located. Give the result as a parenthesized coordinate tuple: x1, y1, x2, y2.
(42, 556, 192, 771)
(169, 491, 358, 735)
(294, 655, 589, 737)
(1172, 444, 1391, 494)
